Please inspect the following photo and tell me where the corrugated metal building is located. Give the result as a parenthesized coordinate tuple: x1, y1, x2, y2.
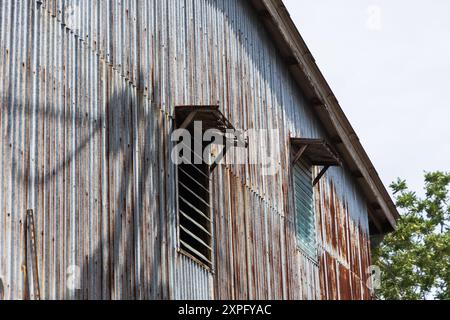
(0, 0, 399, 300)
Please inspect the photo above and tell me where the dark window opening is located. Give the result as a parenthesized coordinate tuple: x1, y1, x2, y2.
(178, 156, 213, 268)
(175, 106, 244, 270)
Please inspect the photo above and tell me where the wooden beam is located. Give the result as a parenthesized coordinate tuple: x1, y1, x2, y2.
(284, 56, 298, 66)
(330, 136, 343, 145)
(352, 170, 364, 179)
(310, 97, 324, 107)
(27, 209, 40, 300)
(368, 207, 384, 235)
(22, 212, 29, 300)
(371, 203, 382, 211)
(0, 277, 4, 300)
(292, 145, 308, 165)
(258, 9, 272, 19)
(313, 165, 330, 186)
(179, 110, 199, 129)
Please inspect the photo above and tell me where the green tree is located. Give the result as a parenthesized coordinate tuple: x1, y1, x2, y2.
(373, 171, 450, 300)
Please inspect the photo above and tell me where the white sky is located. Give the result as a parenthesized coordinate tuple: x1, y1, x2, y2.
(283, 0, 450, 196)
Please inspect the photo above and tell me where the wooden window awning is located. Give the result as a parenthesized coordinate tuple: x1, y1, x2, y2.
(175, 106, 236, 133)
(291, 138, 342, 186)
(291, 138, 342, 166)
(175, 106, 247, 172)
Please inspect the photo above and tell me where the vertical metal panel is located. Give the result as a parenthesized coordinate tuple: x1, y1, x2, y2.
(0, 0, 372, 300)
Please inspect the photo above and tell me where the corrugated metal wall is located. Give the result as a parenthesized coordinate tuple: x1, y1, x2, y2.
(0, 0, 371, 300)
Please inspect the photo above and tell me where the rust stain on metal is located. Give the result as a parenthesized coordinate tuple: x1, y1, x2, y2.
(0, 0, 378, 300)
(316, 178, 373, 300)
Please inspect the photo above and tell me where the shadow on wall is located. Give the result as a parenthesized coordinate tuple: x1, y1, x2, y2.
(2, 0, 322, 300)
(76, 73, 165, 300)
(5, 68, 167, 299)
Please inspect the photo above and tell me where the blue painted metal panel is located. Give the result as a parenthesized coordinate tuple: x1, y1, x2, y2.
(293, 161, 317, 260)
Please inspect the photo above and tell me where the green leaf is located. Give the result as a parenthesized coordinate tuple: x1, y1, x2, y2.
(373, 171, 450, 300)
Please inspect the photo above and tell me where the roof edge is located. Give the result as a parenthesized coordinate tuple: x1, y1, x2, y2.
(250, 0, 400, 232)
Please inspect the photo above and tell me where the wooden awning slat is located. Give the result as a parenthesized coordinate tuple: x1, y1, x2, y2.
(175, 106, 236, 132)
(291, 138, 342, 167)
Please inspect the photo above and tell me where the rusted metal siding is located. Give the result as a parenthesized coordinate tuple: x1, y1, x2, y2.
(0, 0, 372, 300)
(316, 177, 372, 300)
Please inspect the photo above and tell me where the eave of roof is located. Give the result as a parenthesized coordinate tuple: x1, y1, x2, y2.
(249, 0, 400, 234)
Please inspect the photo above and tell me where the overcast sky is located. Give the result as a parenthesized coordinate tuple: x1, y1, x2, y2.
(283, 0, 450, 196)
